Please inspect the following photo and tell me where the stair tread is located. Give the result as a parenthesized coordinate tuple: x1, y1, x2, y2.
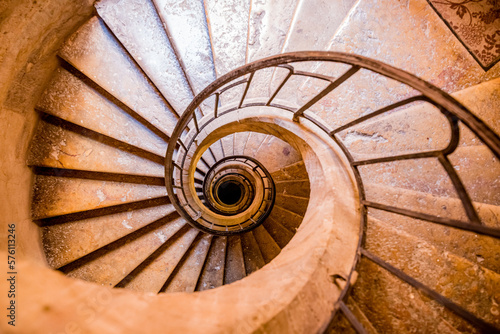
(241, 231, 266, 275)
(38, 68, 167, 156)
(43, 203, 175, 269)
(268, 205, 305, 232)
(253, 135, 301, 173)
(243, 132, 268, 157)
(360, 145, 500, 207)
(365, 215, 500, 328)
(274, 194, 308, 217)
(96, 0, 193, 114)
(122, 225, 198, 293)
(59, 16, 178, 137)
(28, 117, 165, 177)
(247, 0, 298, 63)
(252, 225, 281, 263)
(204, 0, 249, 77)
(197, 236, 227, 291)
(153, 0, 216, 95)
(224, 235, 246, 284)
(263, 217, 294, 248)
(220, 134, 235, 158)
(271, 160, 308, 181)
(275, 179, 310, 199)
(64, 216, 186, 287)
(364, 182, 500, 229)
(234, 132, 251, 156)
(32, 175, 166, 219)
(165, 233, 212, 293)
(352, 257, 481, 334)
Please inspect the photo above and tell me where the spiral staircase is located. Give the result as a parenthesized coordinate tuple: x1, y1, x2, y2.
(1, 0, 500, 333)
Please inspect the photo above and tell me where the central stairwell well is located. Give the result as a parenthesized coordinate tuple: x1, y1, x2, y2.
(22, 0, 500, 333)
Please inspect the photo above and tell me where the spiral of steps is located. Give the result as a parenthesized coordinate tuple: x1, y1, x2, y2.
(1, 0, 500, 333)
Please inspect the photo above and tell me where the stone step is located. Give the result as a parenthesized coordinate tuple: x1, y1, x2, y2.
(302, 0, 500, 132)
(274, 194, 308, 217)
(268, 205, 305, 233)
(234, 132, 251, 156)
(37, 67, 168, 157)
(252, 225, 281, 263)
(351, 256, 480, 334)
(96, 0, 193, 115)
(153, 0, 216, 95)
(204, 0, 250, 77)
(224, 235, 246, 284)
(220, 133, 235, 157)
(43, 203, 175, 269)
(359, 145, 500, 207)
(197, 236, 227, 291)
(31, 174, 167, 219)
(253, 135, 302, 173)
(334, 77, 500, 159)
(363, 215, 500, 329)
(119, 225, 198, 293)
(327, 297, 379, 334)
(241, 230, 266, 275)
(59, 16, 178, 137)
(364, 183, 500, 229)
(243, 132, 268, 157)
(263, 217, 294, 248)
(275, 179, 310, 199)
(61, 215, 186, 287)
(164, 233, 213, 293)
(28, 117, 165, 177)
(271, 160, 309, 181)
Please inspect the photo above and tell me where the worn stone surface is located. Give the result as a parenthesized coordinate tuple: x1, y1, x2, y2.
(65, 216, 186, 287)
(365, 216, 500, 328)
(123, 224, 197, 293)
(43, 204, 175, 269)
(263, 217, 295, 248)
(37, 68, 168, 156)
(59, 17, 179, 136)
(28, 118, 165, 177)
(252, 225, 281, 263)
(204, 0, 250, 76)
(31, 175, 167, 219)
(197, 236, 227, 291)
(96, 0, 194, 114)
(241, 231, 266, 275)
(154, 0, 217, 94)
(165, 233, 212, 292)
(224, 235, 246, 284)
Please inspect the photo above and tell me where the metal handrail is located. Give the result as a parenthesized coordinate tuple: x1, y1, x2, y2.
(164, 51, 500, 333)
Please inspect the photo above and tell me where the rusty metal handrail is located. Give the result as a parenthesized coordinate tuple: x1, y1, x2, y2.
(165, 51, 500, 333)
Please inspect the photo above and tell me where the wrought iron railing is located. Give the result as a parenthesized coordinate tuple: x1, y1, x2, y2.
(165, 51, 500, 332)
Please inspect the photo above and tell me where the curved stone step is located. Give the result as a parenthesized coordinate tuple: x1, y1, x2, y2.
(62, 214, 186, 287)
(241, 230, 266, 275)
(59, 16, 178, 136)
(224, 235, 246, 284)
(359, 145, 500, 207)
(196, 236, 227, 291)
(28, 117, 165, 177)
(263, 217, 294, 248)
(118, 224, 198, 293)
(364, 215, 500, 329)
(252, 225, 281, 263)
(164, 233, 213, 293)
(31, 174, 166, 219)
(153, 0, 216, 95)
(96, 0, 194, 114)
(351, 256, 481, 334)
(37, 67, 168, 156)
(43, 203, 175, 269)
(204, 0, 250, 77)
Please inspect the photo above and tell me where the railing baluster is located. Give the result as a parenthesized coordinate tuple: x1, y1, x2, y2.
(267, 65, 294, 106)
(239, 72, 255, 108)
(339, 302, 368, 334)
(293, 65, 360, 121)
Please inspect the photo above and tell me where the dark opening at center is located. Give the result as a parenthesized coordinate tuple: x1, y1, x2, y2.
(217, 181, 242, 205)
